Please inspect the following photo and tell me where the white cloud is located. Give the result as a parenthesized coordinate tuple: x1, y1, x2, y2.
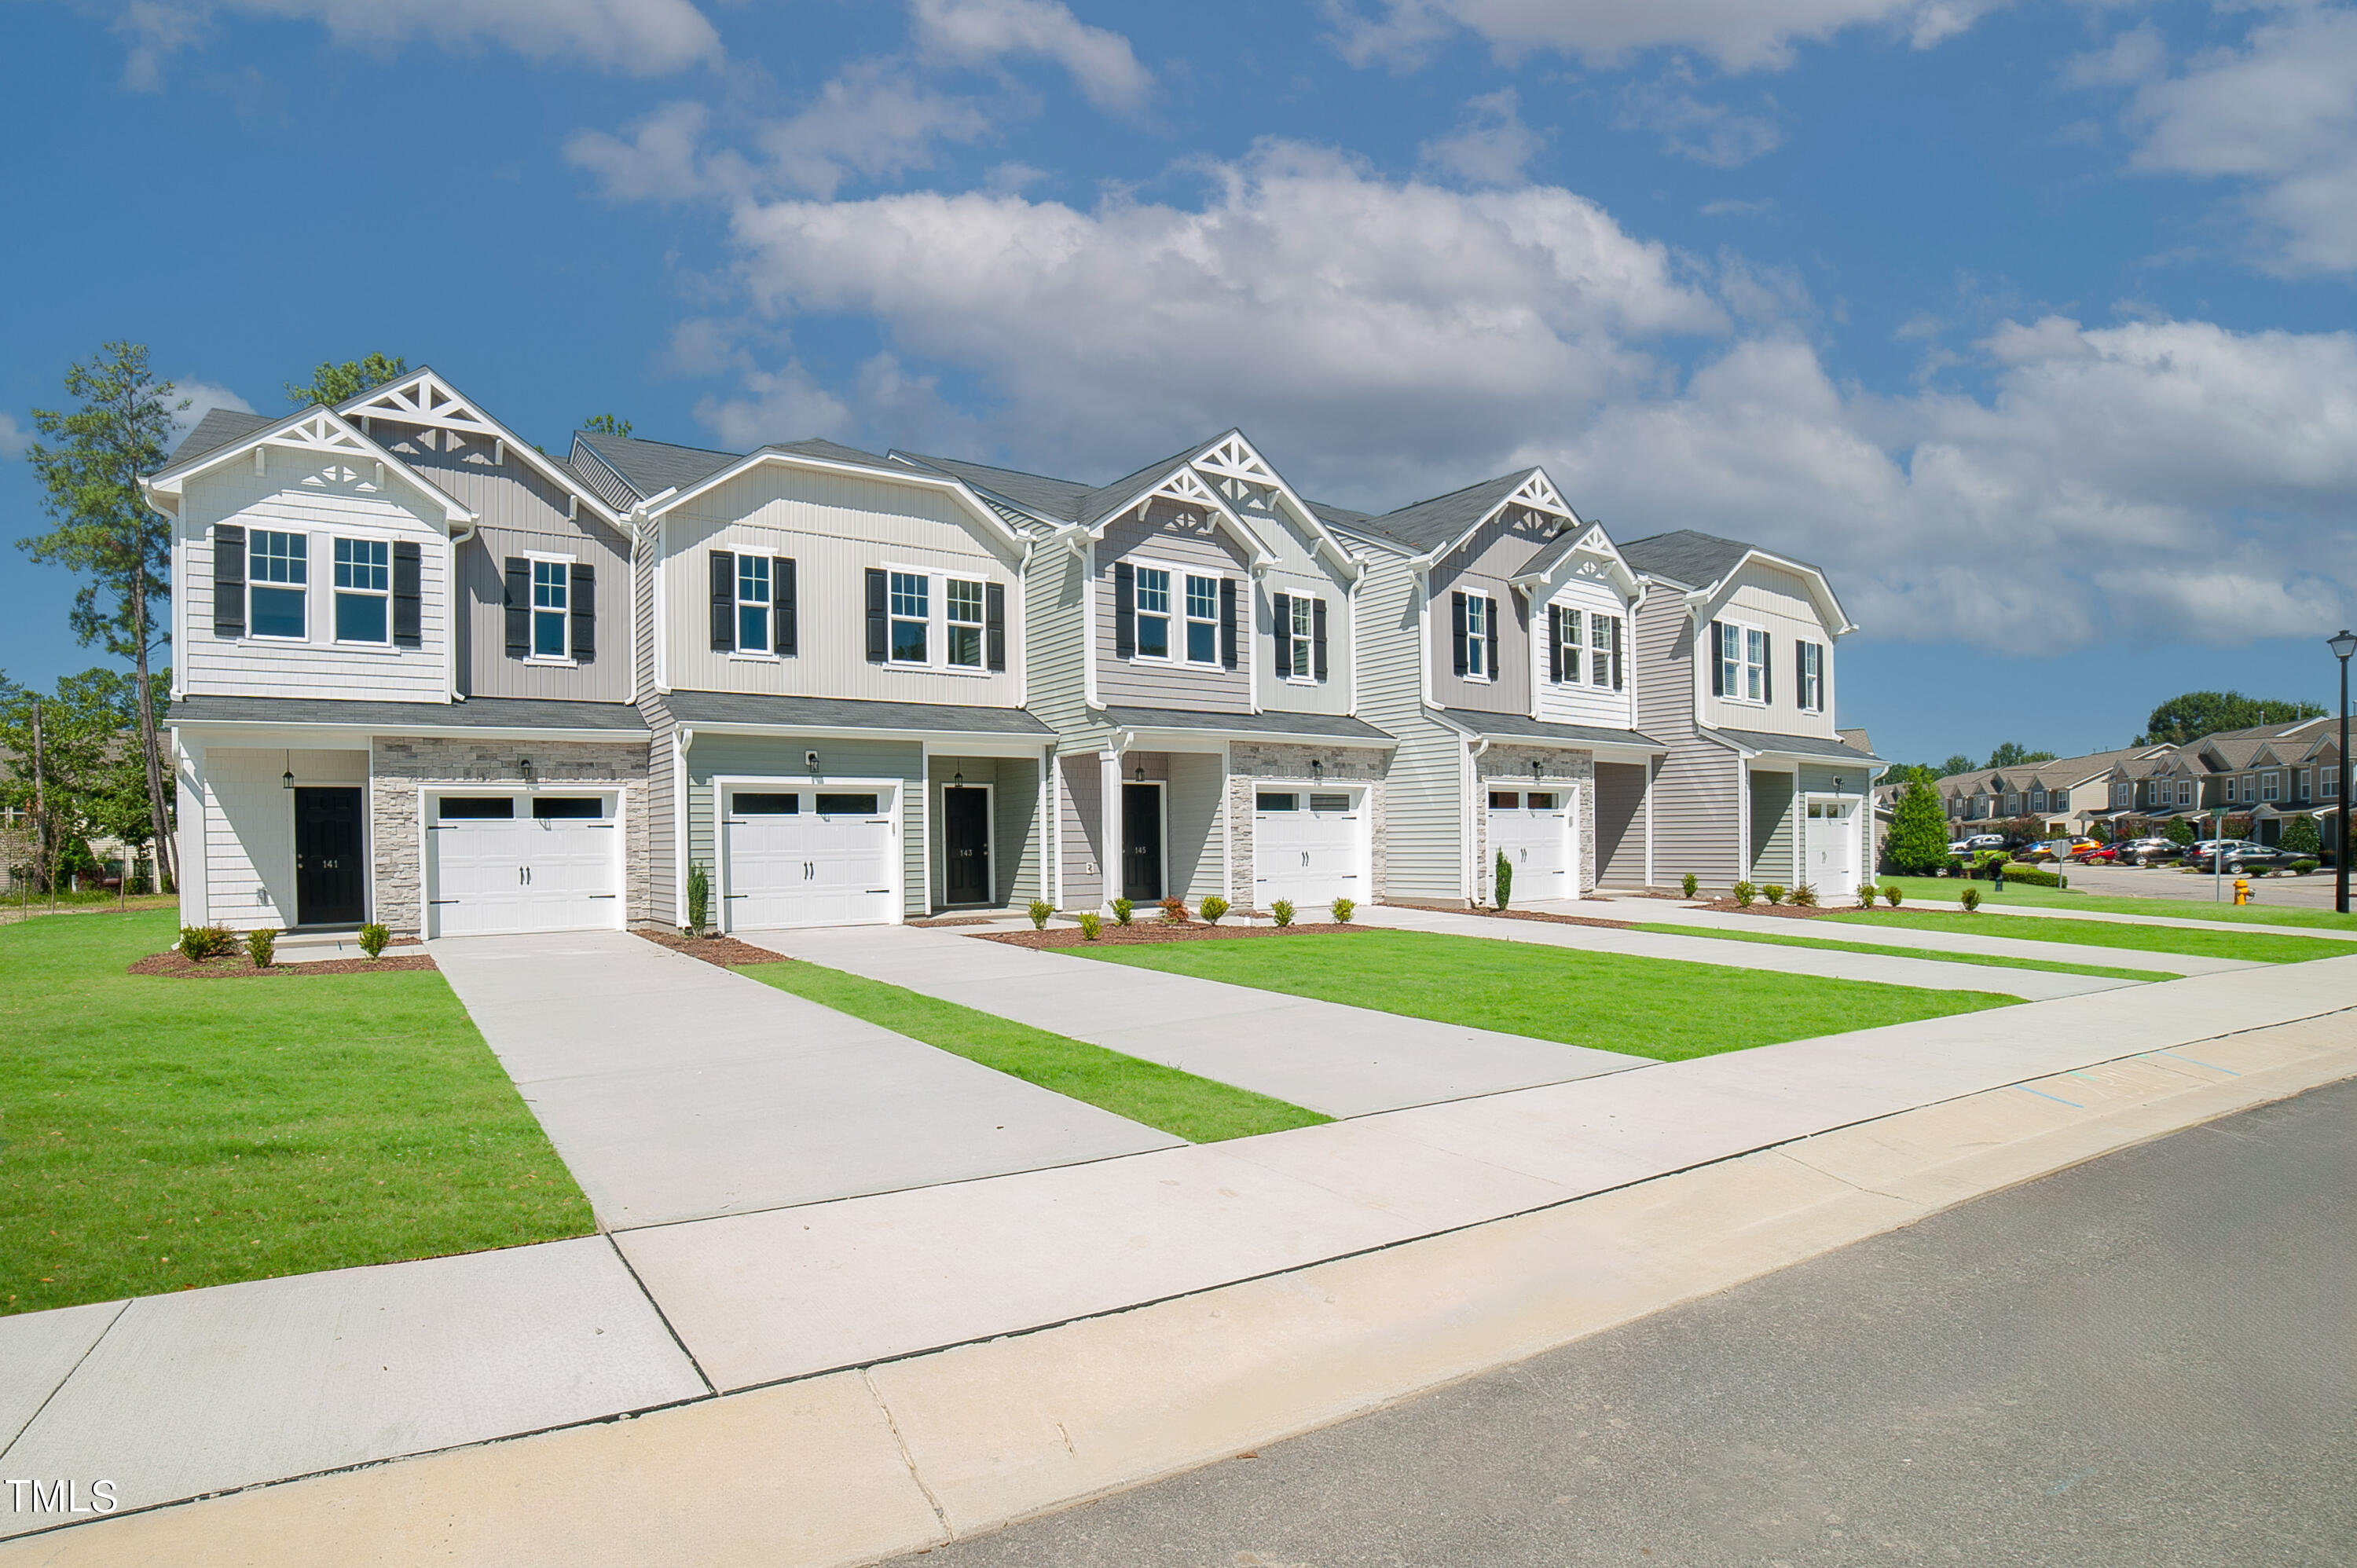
(2065, 20, 2165, 89)
(1615, 68, 1784, 165)
(909, 0, 1151, 112)
(696, 360, 852, 449)
(113, 0, 720, 87)
(0, 412, 30, 460)
(2116, 5, 2357, 274)
(566, 101, 727, 202)
(1323, 0, 2010, 74)
(168, 379, 255, 441)
(1419, 88, 1545, 184)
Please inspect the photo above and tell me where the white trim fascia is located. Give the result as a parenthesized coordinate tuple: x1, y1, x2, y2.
(169, 719, 642, 746)
(1014, 533, 1033, 710)
(676, 720, 1052, 756)
(1416, 565, 1439, 710)
(1113, 724, 1395, 754)
(647, 450, 1025, 553)
(1083, 537, 1101, 709)
(1186, 429, 1358, 577)
(340, 369, 626, 528)
(1038, 744, 1055, 912)
(918, 738, 934, 910)
(147, 407, 477, 528)
(1684, 548, 1855, 638)
(1344, 570, 1361, 717)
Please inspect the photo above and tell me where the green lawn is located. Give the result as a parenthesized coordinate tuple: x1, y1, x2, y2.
(1, 910, 592, 1317)
(1067, 929, 2015, 1062)
(737, 961, 1330, 1142)
(1822, 907, 2347, 965)
(1630, 923, 2172, 983)
(1872, 875, 2357, 932)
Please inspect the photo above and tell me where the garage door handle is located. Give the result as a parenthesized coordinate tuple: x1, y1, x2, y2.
(725, 893, 748, 899)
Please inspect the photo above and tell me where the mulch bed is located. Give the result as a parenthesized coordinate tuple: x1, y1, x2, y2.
(980, 921, 1369, 950)
(635, 929, 790, 968)
(1690, 899, 1838, 920)
(908, 915, 1002, 928)
(129, 949, 435, 979)
(1462, 907, 1634, 930)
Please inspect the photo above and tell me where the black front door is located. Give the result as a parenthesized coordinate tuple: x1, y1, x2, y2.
(1122, 782, 1163, 902)
(294, 787, 365, 928)
(944, 786, 992, 905)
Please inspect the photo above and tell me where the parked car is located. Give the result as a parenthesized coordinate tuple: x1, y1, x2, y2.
(2188, 839, 2285, 873)
(1950, 833, 2007, 856)
(2069, 842, 2120, 864)
(2018, 837, 2099, 863)
(2111, 836, 2179, 865)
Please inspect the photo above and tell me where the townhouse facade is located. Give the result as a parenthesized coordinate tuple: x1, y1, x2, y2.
(1941, 745, 2173, 834)
(153, 377, 1886, 936)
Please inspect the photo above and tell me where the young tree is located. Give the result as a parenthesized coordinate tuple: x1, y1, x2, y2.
(20, 343, 180, 890)
(2282, 814, 2322, 858)
(1880, 762, 1940, 789)
(1885, 781, 1952, 874)
(285, 353, 408, 408)
(581, 413, 632, 438)
(2165, 816, 2197, 849)
(2139, 691, 2327, 745)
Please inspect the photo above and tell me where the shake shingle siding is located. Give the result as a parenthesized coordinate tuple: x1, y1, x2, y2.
(1633, 588, 1739, 887)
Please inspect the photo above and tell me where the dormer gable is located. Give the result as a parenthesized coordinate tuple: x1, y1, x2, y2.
(143, 405, 474, 528)
(339, 368, 621, 528)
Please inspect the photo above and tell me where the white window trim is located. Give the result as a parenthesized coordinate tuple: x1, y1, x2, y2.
(882, 561, 999, 677)
(1463, 592, 1494, 683)
(328, 535, 397, 650)
(1125, 558, 1186, 667)
(1716, 617, 1769, 707)
(525, 550, 577, 667)
(247, 528, 310, 643)
(944, 573, 992, 673)
(1283, 591, 1318, 684)
(1584, 608, 1621, 690)
(1798, 640, 1824, 713)
(734, 552, 776, 658)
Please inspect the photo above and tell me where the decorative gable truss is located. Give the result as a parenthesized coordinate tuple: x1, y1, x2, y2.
(1098, 462, 1277, 567)
(1508, 469, 1571, 521)
(1188, 430, 1358, 576)
(141, 407, 475, 527)
(341, 368, 622, 526)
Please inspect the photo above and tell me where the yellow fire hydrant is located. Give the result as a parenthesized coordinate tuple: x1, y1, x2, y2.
(2234, 877, 2252, 906)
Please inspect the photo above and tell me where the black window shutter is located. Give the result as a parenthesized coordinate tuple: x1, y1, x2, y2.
(1611, 617, 1624, 691)
(984, 580, 1006, 672)
(1486, 597, 1500, 683)
(709, 551, 735, 652)
(1708, 620, 1724, 696)
(1114, 562, 1135, 658)
(504, 557, 530, 658)
(1796, 640, 1808, 708)
(570, 562, 596, 661)
(1312, 597, 1328, 681)
(213, 524, 246, 638)
(776, 557, 797, 656)
(1273, 592, 1292, 678)
(1547, 605, 1562, 683)
(392, 540, 421, 646)
(1219, 578, 1237, 669)
(865, 567, 889, 663)
(1451, 592, 1468, 676)
(1761, 633, 1772, 705)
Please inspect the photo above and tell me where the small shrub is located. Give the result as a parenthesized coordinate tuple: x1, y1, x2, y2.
(1732, 881, 1756, 908)
(1112, 897, 1135, 926)
(244, 928, 278, 968)
(1077, 911, 1103, 940)
(1959, 886, 1982, 911)
(1271, 898, 1296, 928)
(2291, 858, 2320, 875)
(357, 922, 391, 958)
(1883, 885, 1904, 907)
(1855, 883, 1879, 909)
(1763, 884, 1786, 906)
(2001, 863, 2067, 890)
(1028, 899, 1053, 930)
(1331, 897, 1355, 923)
(178, 924, 236, 962)
(1160, 896, 1189, 925)
(1200, 895, 1230, 925)
(1790, 883, 1818, 908)
(1681, 872, 1699, 899)
(687, 862, 711, 935)
(1494, 850, 1513, 910)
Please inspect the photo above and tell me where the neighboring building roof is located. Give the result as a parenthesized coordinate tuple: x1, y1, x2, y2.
(570, 433, 742, 499)
(1710, 727, 1885, 764)
(894, 451, 1097, 522)
(1303, 499, 1375, 531)
(166, 696, 649, 733)
(1436, 711, 1666, 752)
(1838, 727, 1874, 755)
(1937, 742, 2170, 797)
(1343, 471, 1534, 555)
(168, 408, 276, 467)
(1098, 705, 1393, 743)
(662, 691, 1054, 736)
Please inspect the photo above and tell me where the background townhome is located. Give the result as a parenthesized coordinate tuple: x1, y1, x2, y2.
(1620, 530, 1878, 899)
(896, 432, 1388, 915)
(2179, 717, 2341, 848)
(1942, 744, 2174, 838)
(152, 370, 652, 940)
(1330, 471, 1661, 906)
(568, 430, 1047, 931)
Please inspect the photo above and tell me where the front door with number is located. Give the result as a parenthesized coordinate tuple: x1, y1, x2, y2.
(943, 786, 992, 905)
(294, 786, 365, 927)
(1121, 782, 1164, 902)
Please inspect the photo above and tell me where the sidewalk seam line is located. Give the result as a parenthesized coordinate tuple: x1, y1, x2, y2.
(602, 1232, 717, 1398)
(863, 1367, 954, 1541)
(0, 1297, 130, 1463)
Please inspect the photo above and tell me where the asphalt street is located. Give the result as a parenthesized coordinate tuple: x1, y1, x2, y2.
(893, 1078, 2357, 1568)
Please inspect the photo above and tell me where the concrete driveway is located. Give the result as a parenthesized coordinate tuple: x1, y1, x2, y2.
(430, 931, 1181, 1229)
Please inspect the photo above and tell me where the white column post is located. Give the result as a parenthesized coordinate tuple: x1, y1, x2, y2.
(1099, 747, 1122, 911)
(1644, 756, 1656, 888)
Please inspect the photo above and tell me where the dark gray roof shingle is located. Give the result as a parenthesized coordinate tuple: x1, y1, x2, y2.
(570, 433, 743, 498)
(166, 408, 277, 468)
(1345, 470, 1534, 553)
(1439, 712, 1666, 750)
(894, 451, 1097, 522)
(1709, 726, 1885, 764)
(1075, 436, 1223, 526)
(167, 695, 648, 732)
(662, 691, 1054, 735)
(1618, 529, 1831, 589)
(1099, 705, 1393, 742)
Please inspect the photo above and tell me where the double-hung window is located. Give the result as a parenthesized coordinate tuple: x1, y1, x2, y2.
(1743, 628, 1766, 701)
(1285, 593, 1314, 678)
(889, 572, 930, 663)
(2030, 788, 2046, 811)
(2261, 771, 2282, 802)
(946, 577, 985, 668)
(1557, 606, 1582, 680)
(2326, 765, 2342, 799)
(1464, 594, 1490, 679)
(1186, 575, 1219, 665)
(1134, 567, 1171, 659)
(738, 555, 772, 653)
(248, 530, 307, 639)
(1589, 612, 1615, 687)
(1717, 622, 1766, 702)
(2178, 780, 2194, 807)
(530, 560, 570, 659)
(1798, 641, 1824, 712)
(332, 538, 388, 643)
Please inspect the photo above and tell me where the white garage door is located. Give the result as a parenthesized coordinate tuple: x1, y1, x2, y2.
(722, 786, 898, 931)
(1805, 798, 1862, 899)
(427, 794, 621, 938)
(1254, 789, 1366, 911)
(1487, 789, 1573, 902)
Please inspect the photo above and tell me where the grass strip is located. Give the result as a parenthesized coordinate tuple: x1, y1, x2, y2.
(1871, 876, 2357, 933)
(1069, 928, 2014, 1063)
(736, 961, 1331, 1143)
(2, 910, 592, 1318)
(1822, 907, 2338, 965)
(1631, 922, 2174, 983)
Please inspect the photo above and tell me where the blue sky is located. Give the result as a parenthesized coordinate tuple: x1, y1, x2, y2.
(5, 0, 2354, 765)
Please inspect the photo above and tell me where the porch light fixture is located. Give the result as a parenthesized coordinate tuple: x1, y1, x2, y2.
(953, 770, 964, 784)
(519, 757, 536, 788)
(805, 750, 821, 776)
(1530, 759, 1541, 784)
(281, 769, 294, 791)
(1134, 762, 1146, 783)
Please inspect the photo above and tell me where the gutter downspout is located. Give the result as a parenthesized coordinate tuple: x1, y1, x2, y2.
(1468, 732, 1493, 904)
(675, 725, 695, 929)
(445, 519, 478, 702)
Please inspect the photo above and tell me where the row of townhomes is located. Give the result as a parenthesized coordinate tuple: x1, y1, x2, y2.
(146, 370, 1881, 940)
(1941, 718, 2345, 846)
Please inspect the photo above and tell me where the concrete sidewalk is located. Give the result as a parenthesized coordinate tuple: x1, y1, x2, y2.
(1969, 900, 2357, 940)
(742, 925, 1651, 1117)
(1359, 903, 2135, 998)
(431, 931, 1181, 1228)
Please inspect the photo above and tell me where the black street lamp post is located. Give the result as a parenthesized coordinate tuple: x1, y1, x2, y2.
(2332, 629, 2357, 915)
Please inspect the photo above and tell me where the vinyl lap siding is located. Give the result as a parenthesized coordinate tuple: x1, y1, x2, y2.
(925, 754, 1042, 907)
(1633, 587, 1740, 888)
(641, 694, 679, 926)
(455, 526, 632, 702)
(1166, 750, 1226, 903)
(1593, 760, 1649, 886)
(1354, 548, 1466, 901)
(1749, 768, 1796, 885)
(1059, 755, 1104, 909)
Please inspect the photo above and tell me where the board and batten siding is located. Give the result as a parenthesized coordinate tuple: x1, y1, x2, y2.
(1632, 586, 1743, 889)
(195, 746, 368, 930)
(925, 754, 1043, 909)
(1533, 572, 1637, 731)
(1249, 503, 1355, 716)
(1093, 504, 1252, 714)
(453, 526, 632, 702)
(660, 465, 1025, 707)
(684, 732, 928, 920)
(1427, 509, 1552, 716)
(1352, 544, 1468, 902)
(179, 457, 451, 702)
(1698, 564, 1840, 739)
